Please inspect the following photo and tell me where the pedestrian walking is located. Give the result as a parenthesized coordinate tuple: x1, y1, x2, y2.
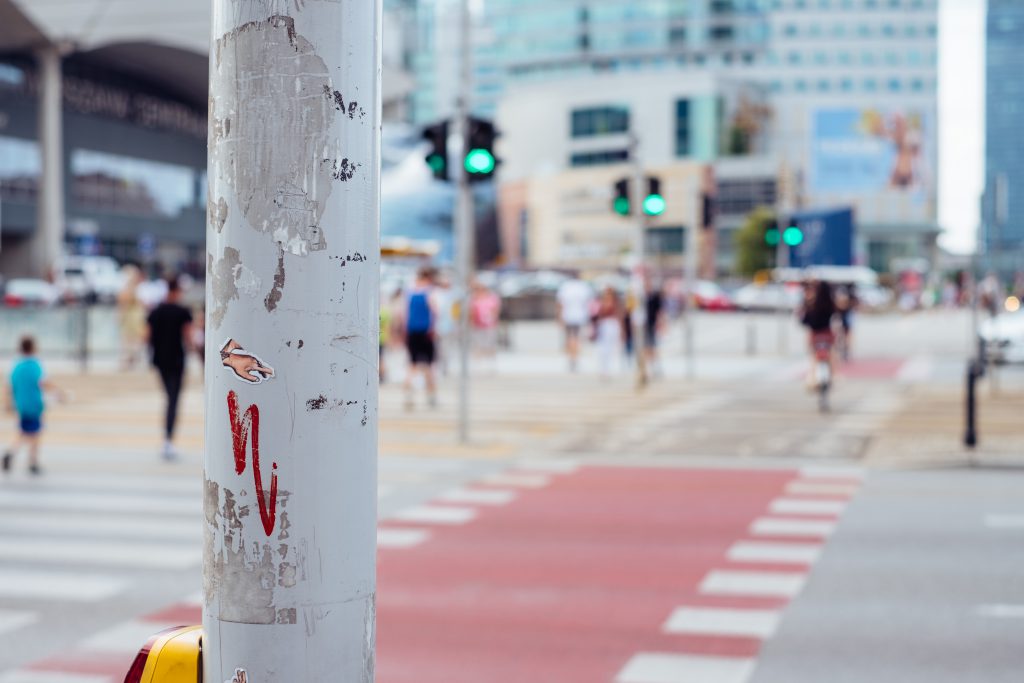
(146, 276, 193, 460)
(117, 265, 146, 369)
(556, 272, 593, 372)
(3, 336, 64, 476)
(403, 267, 439, 409)
(594, 286, 622, 378)
(470, 279, 502, 370)
(643, 281, 666, 376)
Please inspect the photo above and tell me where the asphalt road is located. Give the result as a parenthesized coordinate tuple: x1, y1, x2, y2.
(752, 467, 1024, 683)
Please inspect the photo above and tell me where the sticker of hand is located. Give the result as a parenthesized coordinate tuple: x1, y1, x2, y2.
(226, 668, 248, 683)
(220, 338, 275, 384)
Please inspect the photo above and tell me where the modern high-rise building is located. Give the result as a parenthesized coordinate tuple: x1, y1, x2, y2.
(982, 0, 1024, 265)
(417, 0, 940, 271)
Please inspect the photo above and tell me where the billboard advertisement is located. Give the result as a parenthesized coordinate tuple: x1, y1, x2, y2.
(810, 108, 930, 200)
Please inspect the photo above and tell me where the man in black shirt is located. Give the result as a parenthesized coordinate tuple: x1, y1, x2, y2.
(147, 276, 193, 460)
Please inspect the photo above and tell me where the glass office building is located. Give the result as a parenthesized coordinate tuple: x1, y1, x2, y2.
(983, 0, 1024, 260)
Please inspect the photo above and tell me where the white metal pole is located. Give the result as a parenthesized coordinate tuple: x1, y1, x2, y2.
(204, 4, 381, 681)
(630, 134, 648, 388)
(35, 46, 64, 279)
(456, 0, 474, 443)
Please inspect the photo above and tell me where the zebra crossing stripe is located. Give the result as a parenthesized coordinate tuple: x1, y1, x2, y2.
(616, 653, 755, 683)
(436, 489, 517, 506)
(699, 570, 807, 598)
(0, 569, 123, 602)
(769, 498, 847, 516)
(0, 490, 199, 516)
(0, 673, 113, 683)
(0, 610, 37, 636)
(0, 513, 199, 542)
(0, 537, 200, 570)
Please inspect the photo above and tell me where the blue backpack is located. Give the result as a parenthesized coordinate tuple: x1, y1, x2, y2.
(407, 291, 432, 333)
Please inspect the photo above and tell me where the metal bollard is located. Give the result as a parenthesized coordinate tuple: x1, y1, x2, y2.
(964, 360, 978, 449)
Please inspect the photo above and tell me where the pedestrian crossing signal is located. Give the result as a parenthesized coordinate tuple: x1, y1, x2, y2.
(613, 178, 631, 216)
(783, 225, 804, 247)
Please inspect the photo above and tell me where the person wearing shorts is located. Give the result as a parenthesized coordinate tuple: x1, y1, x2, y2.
(4, 336, 63, 476)
(557, 274, 593, 372)
(403, 267, 439, 409)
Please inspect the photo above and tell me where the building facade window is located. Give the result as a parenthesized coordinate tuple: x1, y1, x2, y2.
(676, 99, 691, 157)
(569, 149, 629, 166)
(0, 136, 40, 202)
(71, 149, 195, 218)
(570, 106, 630, 138)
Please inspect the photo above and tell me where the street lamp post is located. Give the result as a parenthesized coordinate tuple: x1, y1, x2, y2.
(204, 3, 380, 681)
(455, 0, 474, 443)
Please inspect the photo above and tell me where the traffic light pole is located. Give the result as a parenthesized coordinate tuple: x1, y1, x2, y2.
(629, 134, 649, 389)
(684, 174, 699, 380)
(455, 0, 474, 443)
(205, 3, 380, 680)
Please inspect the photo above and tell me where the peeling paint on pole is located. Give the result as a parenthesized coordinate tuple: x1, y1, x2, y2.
(205, 1, 380, 680)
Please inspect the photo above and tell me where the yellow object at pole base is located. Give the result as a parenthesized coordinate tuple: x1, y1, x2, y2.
(123, 625, 202, 683)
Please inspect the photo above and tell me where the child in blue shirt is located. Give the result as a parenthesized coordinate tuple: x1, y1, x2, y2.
(4, 336, 62, 475)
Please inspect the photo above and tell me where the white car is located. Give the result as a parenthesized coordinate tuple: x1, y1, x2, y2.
(734, 283, 803, 311)
(3, 278, 61, 307)
(979, 311, 1024, 365)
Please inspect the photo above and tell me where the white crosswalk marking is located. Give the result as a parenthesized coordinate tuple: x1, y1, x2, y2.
(699, 570, 807, 598)
(437, 489, 517, 505)
(785, 481, 860, 496)
(750, 517, 837, 538)
(0, 537, 201, 569)
(0, 569, 124, 602)
(728, 541, 822, 565)
(0, 673, 113, 683)
(377, 528, 431, 548)
(0, 490, 199, 516)
(391, 505, 477, 525)
(0, 611, 37, 636)
(616, 653, 755, 683)
(770, 498, 847, 516)
(79, 620, 176, 654)
(663, 606, 781, 639)
(0, 513, 199, 541)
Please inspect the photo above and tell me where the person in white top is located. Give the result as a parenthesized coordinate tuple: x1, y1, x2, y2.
(556, 274, 594, 372)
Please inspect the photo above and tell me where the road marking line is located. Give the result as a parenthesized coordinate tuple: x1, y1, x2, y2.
(699, 570, 807, 598)
(785, 481, 860, 496)
(977, 604, 1024, 618)
(798, 466, 866, 481)
(985, 515, 1024, 529)
(390, 505, 477, 525)
(0, 609, 37, 636)
(662, 606, 781, 639)
(0, 537, 200, 569)
(514, 459, 580, 474)
(0, 490, 199, 516)
(0, 569, 123, 602)
(0, 673, 113, 683)
(80, 620, 177, 653)
(728, 541, 822, 565)
(616, 653, 755, 683)
(770, 498, 847, 516)
(0, 513, 199, 541)
(377, 528, 431, 548)
(480, 473, 551, 488)
(750, 517, 836, 538)
(437, 489, 517, 506)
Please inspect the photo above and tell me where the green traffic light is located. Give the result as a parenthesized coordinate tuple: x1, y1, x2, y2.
(642, 194, 666, 216)
(614, 196, 631, 216)
(426, 153, 446, 173)
(765, 228, 780, 246)
(465, 148, 496, 175)
(783, 226, 804, 246)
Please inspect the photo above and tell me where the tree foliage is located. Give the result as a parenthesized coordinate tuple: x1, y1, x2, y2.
(734, 206, 777, 277)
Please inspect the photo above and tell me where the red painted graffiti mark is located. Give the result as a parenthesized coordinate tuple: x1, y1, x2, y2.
(227, 390, 278, 536)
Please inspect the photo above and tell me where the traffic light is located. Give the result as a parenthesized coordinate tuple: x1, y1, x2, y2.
(643, 177, 666, 216)
(764, 219, 780, 246)
(423, 120, 449, 181)
(613, 178, 630, 216)
(783, 222, 804, 247)
(465, 117, 498, 182)
(701, 193, 715, 230)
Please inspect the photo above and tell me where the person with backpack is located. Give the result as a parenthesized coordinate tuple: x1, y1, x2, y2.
(403, 267, 439, 409)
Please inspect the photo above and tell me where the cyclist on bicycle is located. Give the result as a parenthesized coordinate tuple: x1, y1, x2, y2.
(799, 280, 837, 385)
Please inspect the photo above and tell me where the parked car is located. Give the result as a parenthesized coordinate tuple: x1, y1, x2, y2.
(56, 256, 124, 303)
(979, 310, 1024, 365)
(693, 280, 735, 311)
(734, 282, 803, 311)
(3, 278, 61, 307)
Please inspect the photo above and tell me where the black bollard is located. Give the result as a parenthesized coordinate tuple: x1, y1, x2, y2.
(964, 360, 978, 449)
